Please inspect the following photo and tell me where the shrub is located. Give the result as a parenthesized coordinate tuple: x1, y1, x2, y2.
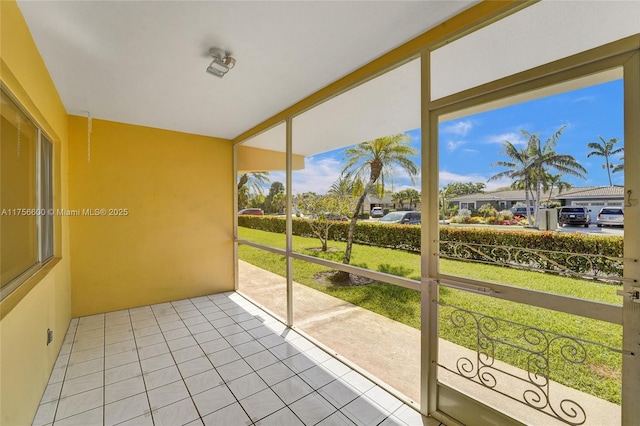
(238, 216, 623, 278)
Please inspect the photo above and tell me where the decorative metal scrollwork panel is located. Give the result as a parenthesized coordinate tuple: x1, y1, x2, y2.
(438, 303, 623, 425)
(439, 240, 626, 282)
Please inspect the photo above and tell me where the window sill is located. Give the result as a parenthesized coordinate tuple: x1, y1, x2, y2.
(0, 257, 62, 320)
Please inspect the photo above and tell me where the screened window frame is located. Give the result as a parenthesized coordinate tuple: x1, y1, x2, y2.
(1, 89, 55, 301)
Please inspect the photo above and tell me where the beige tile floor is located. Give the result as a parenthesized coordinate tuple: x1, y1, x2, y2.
(32, 292, 441, 426)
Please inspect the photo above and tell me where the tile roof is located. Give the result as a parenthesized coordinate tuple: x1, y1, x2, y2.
(447, 186, 624, 201)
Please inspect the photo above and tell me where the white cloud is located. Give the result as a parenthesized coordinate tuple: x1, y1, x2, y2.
(447, 140, 466, 151)
(291, 156, 343, 194)
(485, 132, 526, 145)
(439, 171, 511, 192)
(441, 120, 473, 136)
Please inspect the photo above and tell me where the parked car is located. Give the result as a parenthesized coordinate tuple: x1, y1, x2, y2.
(558, 206, 590, 227)
(324, 213, 349, 221)
(510, 206, 534, 217)
(371, 207, 384, 218)
(596, 207, 624, 227)
(379, 211, 421, 225)
(238, 208, 264, 215)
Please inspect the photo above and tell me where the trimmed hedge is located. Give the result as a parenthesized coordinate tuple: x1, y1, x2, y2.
(237, 216, 623, 278)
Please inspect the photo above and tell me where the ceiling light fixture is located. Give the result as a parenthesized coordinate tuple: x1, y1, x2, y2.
(206, 48, 236, 78)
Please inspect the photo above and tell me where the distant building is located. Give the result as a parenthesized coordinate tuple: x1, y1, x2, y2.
(446, 186, 625, 222)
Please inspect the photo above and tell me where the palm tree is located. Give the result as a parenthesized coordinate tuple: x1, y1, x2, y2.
(586, 136, 623, 186)
(341, 134, 418, 266)
(613, 156, 624, 174)
(489, 140, 535, 225)
(543, 173, 572, 206)
(237, 172, 270, 195)
(490, 127, 586, 226)
(526, 127, 587, 222)
(391, 190, 407, 210)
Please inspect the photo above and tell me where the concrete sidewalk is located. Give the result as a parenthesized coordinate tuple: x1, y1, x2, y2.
(238, 260, 620, 425)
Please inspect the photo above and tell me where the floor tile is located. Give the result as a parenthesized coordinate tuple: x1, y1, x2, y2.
(271, 375, 314, 405)
(177, 355, 214, 378)
(255, 407, 303, 426)
(193, 329, 222, 344)
(289, 392, 336, 426)
(256, 362, 295, 386)
(148, 380, 190, 411)
(104, 392, 150, 426)
(134, 324, 162, 338)
(54, 406, 102, 426)
(317, 411, 357, 426)
(42, 293, 424, 426)
(65, 358, 103, 380)
(234, 340, 265, 358)
(200, 337, 231, 355)
(105, 339, 137, 357)
(105, 348, 139, 370)
(166, 335, 198, 352)
(118, 412, 154, 426)
(365, 385, 403, 414)
(217, 359, 253, 383)
(32, 400, 57, 426)
(40, 382, 63, 404)
(240, 388, 285, 423)
(138, 341, 170, 360)
(143, 365, 182, 390)
(55, 388, 103, 421)
(105, 375, 146, 404)
(60, 371, 103, 398)
(192, 384, 236, 416)
(202, 402, 251, 426)
(319, 379, 361, 409)
(163, 327, 191, 341)
(173, 345, 205, 364)
(105, 362, 142, 386)
(227, 372, 268, 400)
(299, 365, 337, 389)
(135, 333, 165, 348)
(244, 350, 279, 371)
(140, 353, 175, 374)
(152, 398, 200, 426)
(184, 369, 224, 396)
(226, 332, 255, 347)
(341, 395, 389, 426)
(208, 347, 241, 367)
(282, 353, 315, 374)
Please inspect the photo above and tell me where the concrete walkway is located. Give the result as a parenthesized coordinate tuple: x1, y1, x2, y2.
(238, 260, 620, 425)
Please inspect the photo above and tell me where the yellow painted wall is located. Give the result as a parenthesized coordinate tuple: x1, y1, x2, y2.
(1, 1, 72, 425)
(237, 145, 305, 172)
(68, 117, 234, 317)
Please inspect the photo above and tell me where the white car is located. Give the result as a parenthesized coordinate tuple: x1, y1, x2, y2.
(596, 207, 624, 227)
(371, 207, 384, 218)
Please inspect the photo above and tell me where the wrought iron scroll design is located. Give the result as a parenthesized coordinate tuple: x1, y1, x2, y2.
(438, 303, 622, 425)
(439, 240, 627, 282)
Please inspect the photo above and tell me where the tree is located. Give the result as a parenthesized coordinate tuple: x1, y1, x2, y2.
(586, 136, 623, 186)
(404, 189, 420, 210)
(490, 127, 586, 226)
(543, 173, 572, 206)
(237, 172, 270, 209)
(391, 190, 406, 210)
(478, 203, 497, 219)
(613, 156, 624, 174)
(341, 134, 418, 267)
(440, 182, 486, 197)
(264, 181, 284, 214)
(489, 140, 535, 224)
(297, 193, 352, 251)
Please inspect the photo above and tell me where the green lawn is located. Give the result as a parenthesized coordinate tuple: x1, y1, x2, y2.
(238, 227, 623, 404)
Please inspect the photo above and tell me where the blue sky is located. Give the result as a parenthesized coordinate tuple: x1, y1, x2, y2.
(273, 79, 624, 195)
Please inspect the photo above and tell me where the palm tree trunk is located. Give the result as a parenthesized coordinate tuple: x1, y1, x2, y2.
(344, 188, 370, 266)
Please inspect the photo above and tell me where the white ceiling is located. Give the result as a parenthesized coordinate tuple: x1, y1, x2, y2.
(17, 0, 476, 141)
